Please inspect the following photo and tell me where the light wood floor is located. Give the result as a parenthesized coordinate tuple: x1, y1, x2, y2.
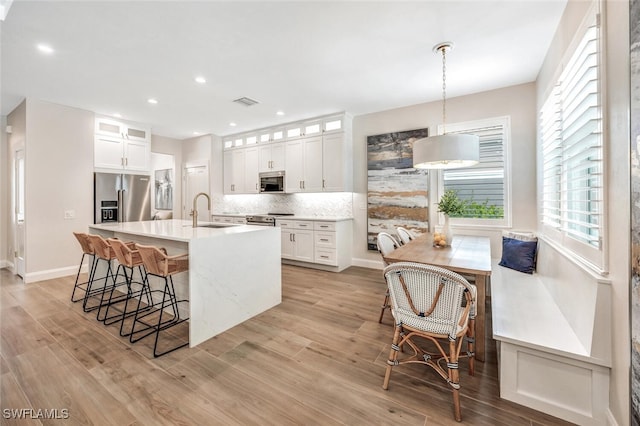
(0, 265, 572, 425)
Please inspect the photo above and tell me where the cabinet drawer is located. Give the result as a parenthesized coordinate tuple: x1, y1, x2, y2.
(314, 221, 335, 231)
(315, 248, 337, 265)
(277, 219, 294, 229)
(293, 221, 313, 230)
(315, 232, 336, 248)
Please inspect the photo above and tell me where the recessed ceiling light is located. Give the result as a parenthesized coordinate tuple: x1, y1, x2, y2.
(193, 131, 200, 135)
(36, 44, 54, 54)
(195, 76, 206, 84)
(113, 113, 122, 118)
(276, 111, 285, 116)
(147, 98, 158, 104)
(229, 122, 237, 127)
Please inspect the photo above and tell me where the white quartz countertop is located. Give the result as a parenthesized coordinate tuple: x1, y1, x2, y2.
(89, 219, 271, 242)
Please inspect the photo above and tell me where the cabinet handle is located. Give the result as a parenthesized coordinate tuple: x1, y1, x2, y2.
(125, 158, 128, 166)
(292, 234, 296, 242)
(303, 181, 305, 189)
(256, 183, 258, 190)
(299, 224, 307, 227)
(320, 225, 328, 228)
(121, 157, 124, 166)
(320, 255, 329, 259)
(320, 238, 329, 242)
(322, 179, 325, 189)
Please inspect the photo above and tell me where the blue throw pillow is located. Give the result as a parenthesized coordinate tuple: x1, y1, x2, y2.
(499, 237, 538, 274)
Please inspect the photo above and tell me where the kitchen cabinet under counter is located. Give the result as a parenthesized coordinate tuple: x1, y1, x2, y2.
(276, 217, 353, 272)
(88, 219, 281, 347)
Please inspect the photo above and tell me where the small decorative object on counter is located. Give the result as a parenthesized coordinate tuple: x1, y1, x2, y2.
(433, 190, 466, 247)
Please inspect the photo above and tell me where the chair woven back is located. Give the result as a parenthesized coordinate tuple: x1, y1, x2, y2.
(396, 227, 415, 245)
(383, 262, 474, 339)
(108, 238, 141, 267)
(87, 234, 115, 260)
(136, 244, 168, 276)
(377, 232, 399, 266)
(73, 232, 94, 255)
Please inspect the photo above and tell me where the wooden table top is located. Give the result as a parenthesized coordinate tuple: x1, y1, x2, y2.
(384, 233, 492, 276)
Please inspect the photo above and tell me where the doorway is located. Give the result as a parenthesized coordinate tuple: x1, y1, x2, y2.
(14, 148, 25, 277)
(183, 162, 210, 222)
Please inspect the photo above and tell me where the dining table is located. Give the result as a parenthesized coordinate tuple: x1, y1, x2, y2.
(383, 232, 492, 362)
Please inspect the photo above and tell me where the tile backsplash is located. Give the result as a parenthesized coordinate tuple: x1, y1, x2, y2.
(212, 192, 353, 218)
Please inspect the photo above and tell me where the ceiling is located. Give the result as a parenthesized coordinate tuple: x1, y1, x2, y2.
(1, 1, 567, 140)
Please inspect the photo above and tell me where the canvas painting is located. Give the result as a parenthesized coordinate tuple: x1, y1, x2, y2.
(367, 128, 429, 250)
(155, 168, 173, 210)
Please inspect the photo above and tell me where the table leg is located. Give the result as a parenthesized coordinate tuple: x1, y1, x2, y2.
(475, 274, 486, 362)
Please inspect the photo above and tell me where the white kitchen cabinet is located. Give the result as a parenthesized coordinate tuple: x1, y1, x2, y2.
(211, 215, 246, 224)
(258, 142, 285, 172)
(223, 147, 258, 194)
(321, 132, 348, 192)
(276, 218, 352, 272)
(94, 118, 150, 172)
(279, 220, 314, 262)
(244, 147, 259, 193)
(285, 135, 323, 193)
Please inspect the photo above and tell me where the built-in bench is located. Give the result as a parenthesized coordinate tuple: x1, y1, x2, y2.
(491, 238, 612, 426)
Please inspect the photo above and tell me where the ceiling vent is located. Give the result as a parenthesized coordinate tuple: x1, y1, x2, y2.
(233, 97, 259, 107)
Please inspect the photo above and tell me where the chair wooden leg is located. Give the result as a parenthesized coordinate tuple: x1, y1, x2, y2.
(467, 318, 475, 376)
(378, 291, 389, 323)
(449, 339, 462, 422)
(382, 324, 402, 390)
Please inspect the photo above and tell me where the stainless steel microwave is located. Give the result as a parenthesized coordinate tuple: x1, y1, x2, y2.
(259, 171, 285, 193)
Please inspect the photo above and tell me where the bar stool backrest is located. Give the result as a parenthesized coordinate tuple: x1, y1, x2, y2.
(87, 234, 114, 260)
(108, 238, 140, 267)
(136, 244, 168, 276)
(73, 232, 94, 255)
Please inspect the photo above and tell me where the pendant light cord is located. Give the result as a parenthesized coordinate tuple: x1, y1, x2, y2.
(441, 46, 447, 134)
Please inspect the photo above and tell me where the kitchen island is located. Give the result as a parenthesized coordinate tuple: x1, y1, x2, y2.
(88, 219, 281, 347)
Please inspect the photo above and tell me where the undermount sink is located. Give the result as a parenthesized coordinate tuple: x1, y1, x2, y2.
(196, 223, 238, 229)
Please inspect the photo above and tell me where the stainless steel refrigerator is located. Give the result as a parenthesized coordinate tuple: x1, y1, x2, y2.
(94, 173, 151, 224)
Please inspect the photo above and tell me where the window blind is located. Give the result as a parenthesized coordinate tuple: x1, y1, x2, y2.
(540, 23, 602, 248)
(443, 124, 506, 218)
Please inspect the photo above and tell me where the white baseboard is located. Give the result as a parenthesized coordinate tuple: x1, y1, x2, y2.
(24, 265, 80, 284)
(350, 257, 383, 270)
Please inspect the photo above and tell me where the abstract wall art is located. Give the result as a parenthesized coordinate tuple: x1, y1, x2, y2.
(367, 128, 429, 250)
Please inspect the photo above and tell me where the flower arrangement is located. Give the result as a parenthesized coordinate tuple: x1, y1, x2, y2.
(436, 190, 467, 217)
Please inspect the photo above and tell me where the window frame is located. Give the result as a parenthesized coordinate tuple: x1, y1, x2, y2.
(432, 116, 512, 230)
(538, 1, 606, 274)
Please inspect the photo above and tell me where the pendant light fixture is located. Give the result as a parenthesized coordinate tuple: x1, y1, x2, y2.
(413, 42, 479, 169)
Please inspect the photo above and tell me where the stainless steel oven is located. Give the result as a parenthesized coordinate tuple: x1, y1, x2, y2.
(259, 171, 285, 193)
(246, 213, 294, 226)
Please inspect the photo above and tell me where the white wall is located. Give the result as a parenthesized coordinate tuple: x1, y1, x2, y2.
(535, 1, 630, 424)
(351, 83, 538, 267)
(1, 115, 8, 267)
(23, 99, 94, 281)
(151, 134, 183, 219)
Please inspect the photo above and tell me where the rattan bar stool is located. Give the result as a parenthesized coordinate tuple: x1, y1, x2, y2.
(82, 234, 116, 313)
(103, 238, 153, 334)
(131, 244, 189, 358)
(85, 234, 130, 320)
(71, 232, 98, 303)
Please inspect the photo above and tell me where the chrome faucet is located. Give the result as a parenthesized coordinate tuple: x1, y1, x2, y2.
(191, 192, 211, 227)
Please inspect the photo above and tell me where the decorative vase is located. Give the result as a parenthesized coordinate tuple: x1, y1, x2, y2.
(433, 215, 452, 247)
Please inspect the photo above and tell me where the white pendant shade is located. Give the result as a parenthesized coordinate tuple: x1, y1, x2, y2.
(412, 133, 480, 169)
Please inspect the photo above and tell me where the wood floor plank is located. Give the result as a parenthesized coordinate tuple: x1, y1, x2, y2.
(0, 265, 572, 425)
(0, 372, 40, 426)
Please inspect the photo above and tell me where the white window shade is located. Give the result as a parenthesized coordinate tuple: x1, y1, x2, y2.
(540, 22, 602, 251)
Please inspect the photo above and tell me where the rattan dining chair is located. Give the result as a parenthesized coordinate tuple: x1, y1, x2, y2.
(381, 262, 476, 422)
(376, 232, 400, 323)
(395, 226, 416, 245)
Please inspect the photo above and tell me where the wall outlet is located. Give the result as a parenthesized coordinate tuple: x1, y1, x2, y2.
(64, 210, 75, 220)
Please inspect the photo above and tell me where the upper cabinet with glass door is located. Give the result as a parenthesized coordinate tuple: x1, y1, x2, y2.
(94, 117, 151, 173)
